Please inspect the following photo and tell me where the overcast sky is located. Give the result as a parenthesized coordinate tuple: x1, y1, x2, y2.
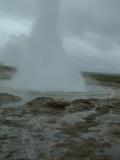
(0, 0, 120, 72)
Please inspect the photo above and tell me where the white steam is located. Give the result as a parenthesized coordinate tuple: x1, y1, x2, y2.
(1, 0, 85, 92)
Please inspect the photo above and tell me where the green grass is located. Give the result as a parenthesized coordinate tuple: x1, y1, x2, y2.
(81, 71, 120, 84)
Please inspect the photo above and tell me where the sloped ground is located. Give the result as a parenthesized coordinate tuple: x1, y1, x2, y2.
(0, 97, 120, 160)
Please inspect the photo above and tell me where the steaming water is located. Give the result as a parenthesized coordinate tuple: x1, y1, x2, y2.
(0, 82, 116, 109)
(2, 0, 86, 92)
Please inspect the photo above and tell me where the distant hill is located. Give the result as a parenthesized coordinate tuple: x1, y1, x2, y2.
(81, 71, 120, 85)
(0, 63, 16, 80)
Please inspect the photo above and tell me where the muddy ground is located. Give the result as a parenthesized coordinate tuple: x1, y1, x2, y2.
(0, 92, 120, 160)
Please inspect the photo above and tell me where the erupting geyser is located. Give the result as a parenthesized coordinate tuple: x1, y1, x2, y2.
(4, 0, 85, 92)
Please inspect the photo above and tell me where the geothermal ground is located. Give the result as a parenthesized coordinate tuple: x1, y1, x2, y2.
(0, 66, 120, 160)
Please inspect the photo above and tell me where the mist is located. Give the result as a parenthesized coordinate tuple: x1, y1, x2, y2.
(1, 0, 85, 92)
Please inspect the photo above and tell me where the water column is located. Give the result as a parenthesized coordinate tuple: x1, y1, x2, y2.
(9, 0, 85, 91)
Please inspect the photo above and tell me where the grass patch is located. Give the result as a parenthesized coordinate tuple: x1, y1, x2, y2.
(82, 71, 120, 84)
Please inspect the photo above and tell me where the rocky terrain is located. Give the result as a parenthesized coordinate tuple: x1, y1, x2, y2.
(0, 66, 120, 160)
(0, 95, 120, 160)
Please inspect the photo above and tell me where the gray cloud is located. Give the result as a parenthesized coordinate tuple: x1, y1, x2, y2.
(0, 0, 38, 18)
(62, 0, 120, 48)
(0, 0, 120, 73)
(63, 0, 120, 34)
(61, 0, 120, 72)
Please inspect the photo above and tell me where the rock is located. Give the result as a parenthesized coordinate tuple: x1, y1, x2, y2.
(70, 99, 95, 112)
(26, 97, 69, 110)
(96, 106, 109, 115)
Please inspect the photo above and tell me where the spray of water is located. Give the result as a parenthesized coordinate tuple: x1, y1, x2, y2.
(2, 0, 86, 92)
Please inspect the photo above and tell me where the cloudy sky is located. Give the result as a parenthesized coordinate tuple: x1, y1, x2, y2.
(0, 0, 120, 73)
